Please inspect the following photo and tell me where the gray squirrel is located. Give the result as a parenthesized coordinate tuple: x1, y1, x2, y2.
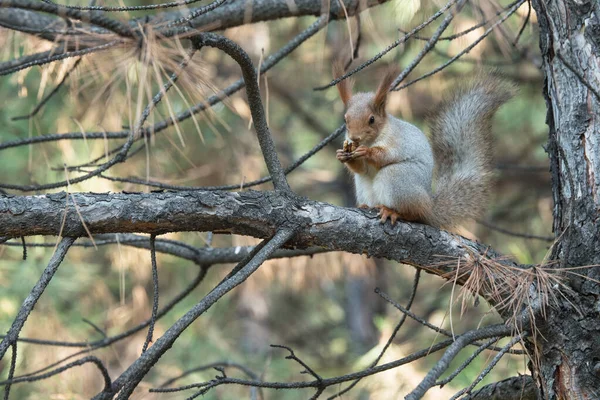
(334, 64, 515, 229)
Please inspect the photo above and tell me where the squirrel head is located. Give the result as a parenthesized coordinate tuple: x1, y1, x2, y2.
(333, 62, 397, 146)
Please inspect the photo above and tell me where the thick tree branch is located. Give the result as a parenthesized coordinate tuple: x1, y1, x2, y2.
(0, 0, 388, 43)
(530, 0, 600, 397)
(464, 375, 540, 400)
(151, 0, 388, 35)
(0, 8, 65, 40)
(0, 190, 517, 276)
(0, 0, 134, 37)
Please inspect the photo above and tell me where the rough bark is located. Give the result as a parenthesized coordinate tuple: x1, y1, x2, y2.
(0, 190, 510, 278)
(0, 0, 387, 39)
(171, 0, 387, 32)
(465, 375, 540, 400)
(530, 0, 600, 398)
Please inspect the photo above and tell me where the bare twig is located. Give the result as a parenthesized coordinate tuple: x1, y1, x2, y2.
(435, 337, 498, 387)
(90, 122, 344, 191)
(1, 234, 331, 265)
(393, 0, 526, 91)
(405, 324, 514, 400)
(463, 375, 539, 400)
(449, 334, 526, 399)
(477, 219, 554, 241)
(142, 234, 160, 354)
(42, 0, 205, 11)
(20, 236, 26, 260)
(12, 58, 82, 121)
(314, 0, 459, 90)
(375, 289, 524, 354)
(3, 343, 17, 400)
(166, 0, 228, 27)
(390, 0, 468, 89)
(329, 269, 421, 399)
(191, 33, 289, 191)
(271, 344, 322, 381)
(513, 0, 531, 46)
(95, 227, 297, 399)
(0, 41, 118, 76)
(160, 361, 261, 387)
(0, 236, 76, 360)
(81, 318, 107, 339)
(150, 338, 460, 395)
(0, 356, 111, 392)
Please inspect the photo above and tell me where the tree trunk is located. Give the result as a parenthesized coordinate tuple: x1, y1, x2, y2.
(531, 1, 600, 398)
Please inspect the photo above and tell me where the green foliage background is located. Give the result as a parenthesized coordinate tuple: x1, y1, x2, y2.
(0, 0, 550, 398)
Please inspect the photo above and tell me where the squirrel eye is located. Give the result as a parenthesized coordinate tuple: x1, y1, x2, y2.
(368, 115, 375, 125)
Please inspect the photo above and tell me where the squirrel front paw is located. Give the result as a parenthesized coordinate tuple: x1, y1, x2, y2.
(351, 145, 369, 159)
(337, 144, 368, 163)
(338, 140, 361, 163)
(336, 149, 352, 163)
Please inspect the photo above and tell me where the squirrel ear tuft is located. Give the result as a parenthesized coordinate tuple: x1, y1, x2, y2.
(332, 60, 353, 107)
(373, 66, 398, 115)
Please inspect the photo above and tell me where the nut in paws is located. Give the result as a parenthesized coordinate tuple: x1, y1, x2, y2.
(343, 140, 358, 153)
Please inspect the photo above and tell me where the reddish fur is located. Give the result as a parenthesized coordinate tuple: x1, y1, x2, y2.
(335, 63, 440, 226)
(362, 146, 391, 170)
(334, 65, 513, 229)
(396, 203, 434, 223)
(373, 67, 398, 116)
(377, 206, 400, 225)
(376, 194, 435, 225)
(333, 61, 352, 107)
(344, 158, 367, 174)
(341, 66, 399, 146)
(345, 111, 385, 145)
(337, 146, 391, 173)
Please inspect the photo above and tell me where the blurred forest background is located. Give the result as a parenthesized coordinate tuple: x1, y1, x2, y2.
(0, 0, 551, 398)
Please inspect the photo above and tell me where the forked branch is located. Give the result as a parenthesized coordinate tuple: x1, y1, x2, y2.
(93, 227, 297, 399)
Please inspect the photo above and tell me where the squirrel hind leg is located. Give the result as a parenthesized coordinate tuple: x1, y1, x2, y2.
(377, 205, 424, 225)
(376, 196, 435, 226)
(377, 205, 401, 225)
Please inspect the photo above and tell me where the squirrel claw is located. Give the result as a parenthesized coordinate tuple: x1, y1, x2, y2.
(377, 206, 400, 225)
(357, 204, 370, 209)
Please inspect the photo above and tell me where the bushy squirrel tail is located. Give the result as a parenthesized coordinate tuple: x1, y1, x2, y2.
(428, 76, 516, 229)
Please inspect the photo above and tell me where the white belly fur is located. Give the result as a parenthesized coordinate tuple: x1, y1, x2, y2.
(349, 115, 434, 209)
(354, 174, 375, 206)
